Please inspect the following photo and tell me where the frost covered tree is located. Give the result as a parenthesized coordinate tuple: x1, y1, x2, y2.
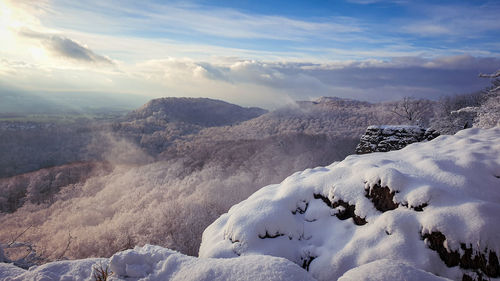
(475, 70, 500, 128)
(430, 98, 479, 134)
(430, 70, 499, 134)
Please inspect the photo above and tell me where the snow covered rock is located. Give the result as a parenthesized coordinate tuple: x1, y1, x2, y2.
(1, 245, 314, 281)
(200, 127, 500, 281)
(0, 263, 26, 279)
(355, 125, 439, 154)
(0, 245, 315, 281)
(0, 258, 106, 281)
(108, 245, 314, 281)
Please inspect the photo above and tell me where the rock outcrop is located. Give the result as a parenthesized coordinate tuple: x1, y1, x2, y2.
(355, 125, 439, 154)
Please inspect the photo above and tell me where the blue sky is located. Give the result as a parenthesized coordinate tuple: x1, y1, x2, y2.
(39, 0, 500, 60)
(0, 0, 499, 108)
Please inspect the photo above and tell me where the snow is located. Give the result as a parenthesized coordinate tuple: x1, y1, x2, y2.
(1, 245, 315, 281)
(0, 258, 106, 281)
(367, 124, 424, 132)
(337, 259, 452, 281)
(200, 127, 500, 280)
(108, 245, 315, 281)
(0, 263, 26, 279)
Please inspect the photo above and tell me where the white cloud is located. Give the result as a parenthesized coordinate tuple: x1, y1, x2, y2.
(18, 29, 114, 65)
(5, 55, 496, 109)
(402, 24, 450, 36)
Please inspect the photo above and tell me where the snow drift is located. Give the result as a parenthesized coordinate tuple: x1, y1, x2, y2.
(1, 245, 315, 281)
(337, 259, 452, 281)
(200, 127, 500, 280)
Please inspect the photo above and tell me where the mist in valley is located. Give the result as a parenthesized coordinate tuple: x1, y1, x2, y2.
(0, 97, 408, 260)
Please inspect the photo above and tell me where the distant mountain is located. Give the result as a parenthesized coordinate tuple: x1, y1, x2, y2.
(0, 89, 149, 115)
(126, 97, 267, 127)
(183, 96, 408, 145)
(115, 97, 267, 155)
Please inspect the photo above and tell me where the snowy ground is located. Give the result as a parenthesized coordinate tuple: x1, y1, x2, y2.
(0, 245, 315, 281)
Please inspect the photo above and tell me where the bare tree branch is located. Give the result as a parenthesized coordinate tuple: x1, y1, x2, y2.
(479, 70, 500, 78)
(8, 225, 33, 247)
(57, 232, 73, 260)
(389, 97, 431, 126)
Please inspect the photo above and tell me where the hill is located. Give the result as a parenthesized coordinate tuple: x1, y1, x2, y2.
(126, 97, 267, 127)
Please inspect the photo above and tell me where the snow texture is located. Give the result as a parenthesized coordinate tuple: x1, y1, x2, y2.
(0, 245, 315, 281)
(0, 263, 26, 279)
(200, 127, 500, 280)
(338, 259, 452, 281)
(0, 258, 106, 281)
(108, 244, 314, 281)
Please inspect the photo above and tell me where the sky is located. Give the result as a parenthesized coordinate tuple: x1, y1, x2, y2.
(0, 0, 499, 109)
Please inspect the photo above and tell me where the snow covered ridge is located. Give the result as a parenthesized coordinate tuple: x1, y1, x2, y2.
(0, 245, 315, 281)
(200, 127, 500, 281)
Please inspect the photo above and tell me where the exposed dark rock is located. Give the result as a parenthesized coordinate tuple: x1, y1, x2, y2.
(332, 200, 367, 225)
(422, 231, 500, 279)
(462, 273, 487, 281)
(291, 201, 309, 215)
(411, 203, 428, 212)
(423, 232, 460, 267)
(313, 193, 334, 207)
(365, 184, 399, 212)
(355, 125, 439, 154)
(365, 182, 428, 213)
(228, 237, 239, 243)
(258, 231, 285, 239)
(313, 193, 367, 225)
(401, 202, 428, 212)
(301, 255, 316, 271)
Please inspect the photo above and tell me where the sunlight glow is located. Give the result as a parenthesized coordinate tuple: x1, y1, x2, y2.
(0, 1, 15, 36)
(29, 46, 47, 61)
